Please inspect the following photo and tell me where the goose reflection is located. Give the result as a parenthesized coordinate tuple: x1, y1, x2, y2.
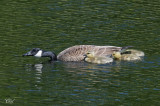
(34, 64, 43, 73)
(24, 63, 43, 90)
(34, 64, 43, 90)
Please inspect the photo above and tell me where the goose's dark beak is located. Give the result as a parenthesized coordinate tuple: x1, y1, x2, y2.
(22, 51, 33, 56)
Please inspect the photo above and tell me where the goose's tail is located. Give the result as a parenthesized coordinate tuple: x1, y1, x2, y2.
(120, 46, 133, 53)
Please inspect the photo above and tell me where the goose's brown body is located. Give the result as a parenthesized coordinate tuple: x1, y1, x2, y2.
(57, 45, 122, 61)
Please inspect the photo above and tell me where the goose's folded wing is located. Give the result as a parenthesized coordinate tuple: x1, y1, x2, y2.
(57, 45, 122, 61)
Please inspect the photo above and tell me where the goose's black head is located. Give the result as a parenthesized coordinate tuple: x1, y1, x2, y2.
(22, 48, 57, 61)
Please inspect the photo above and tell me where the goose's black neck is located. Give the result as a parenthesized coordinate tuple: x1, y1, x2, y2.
(42, 51, 57, 61)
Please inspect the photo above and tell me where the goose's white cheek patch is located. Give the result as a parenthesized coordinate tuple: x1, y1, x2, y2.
(34, 50, 42, 57)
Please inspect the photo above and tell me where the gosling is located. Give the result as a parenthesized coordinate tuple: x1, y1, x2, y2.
(112, 51, 142, 61)
(84, 52, 113, 64)
(125, 49, 144, 57)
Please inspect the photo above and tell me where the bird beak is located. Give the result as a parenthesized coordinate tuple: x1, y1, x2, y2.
(83, 54, 87, 57)
(22, 51, 32, 56)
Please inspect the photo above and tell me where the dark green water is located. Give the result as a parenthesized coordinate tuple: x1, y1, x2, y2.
(0, 0, 160, 105)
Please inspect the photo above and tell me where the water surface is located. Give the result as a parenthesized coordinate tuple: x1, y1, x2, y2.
(0, 0, 160, 105)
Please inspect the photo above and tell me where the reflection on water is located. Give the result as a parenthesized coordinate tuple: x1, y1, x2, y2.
(34, 64, 43, 73)
(0, 54, 159, 105)
(34, 64, 43, 90)
(21, 56, 159, 105)
(23, 64, 43, 91)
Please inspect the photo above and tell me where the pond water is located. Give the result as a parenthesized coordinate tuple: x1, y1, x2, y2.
(0, 0, 160, 105)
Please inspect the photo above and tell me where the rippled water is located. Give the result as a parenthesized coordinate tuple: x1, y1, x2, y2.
(0, 0, 160, 105)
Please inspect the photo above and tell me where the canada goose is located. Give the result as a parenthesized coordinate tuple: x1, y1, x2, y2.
(112, 48, 144, 61)
(84, 51, 113, 64)
(23, 45, 122, 61)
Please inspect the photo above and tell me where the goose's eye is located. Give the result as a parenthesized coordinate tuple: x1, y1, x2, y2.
(31, 49, 37, 53)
